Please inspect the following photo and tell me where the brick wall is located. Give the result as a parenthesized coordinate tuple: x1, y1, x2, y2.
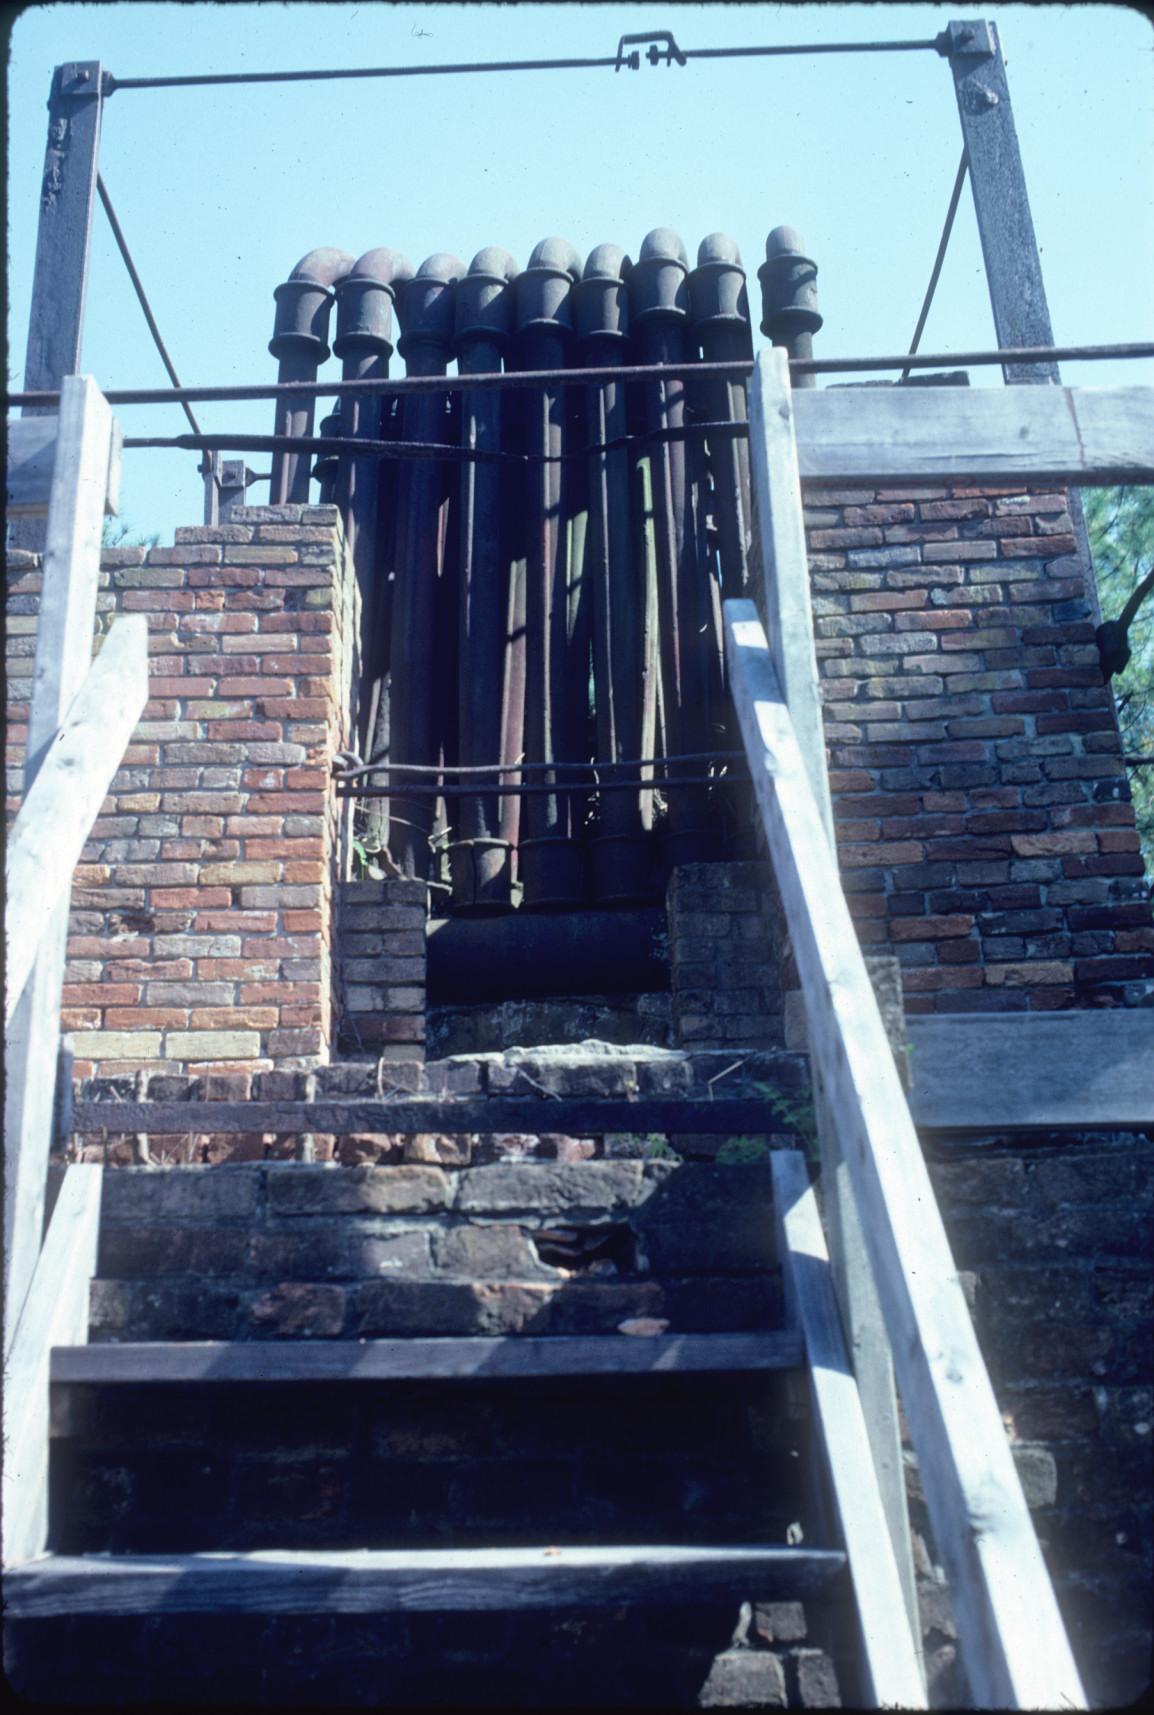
(666, 862, 785, 1049)
(5, 504, 358, 1081)
(923, 1129, 1154, 1706)
(805, 480, 1154, 1012)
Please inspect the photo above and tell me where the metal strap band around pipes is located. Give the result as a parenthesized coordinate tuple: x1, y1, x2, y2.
(12, 343, 1154, 408)
(335, 749, 748, 781)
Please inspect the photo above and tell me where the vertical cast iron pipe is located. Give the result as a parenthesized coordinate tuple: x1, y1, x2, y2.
(514, 237, 584, 909)
(385, 253, 464, 879)
(450, 246, 519, 910)
(629, 227, 717, 868)
(268, 247, 353, 501)
(576, 242, 654, 904)
(759, 226, 823, 388)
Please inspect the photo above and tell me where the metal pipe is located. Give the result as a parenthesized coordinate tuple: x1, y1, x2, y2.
(450, 246, 519, 911)
(515, 237, 585, 910)
(689, 232, 754, 598)
(759, 226, 823, 387)
(13, 342, 1152, 409)
(576, 241, 654, 904)
(630, 227, 718, 870)
(268, 247, 353, 502)
(385, 252, 464, 879)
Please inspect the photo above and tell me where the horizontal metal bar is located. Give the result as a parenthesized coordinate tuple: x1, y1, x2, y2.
(334, 749, 746, 781)
(106, 56, 620, 92)
(10, 344, 1152, 411)
(122, 421, 749, 466)
(342, 774, 736, 799)
(104, 38, 941, 94)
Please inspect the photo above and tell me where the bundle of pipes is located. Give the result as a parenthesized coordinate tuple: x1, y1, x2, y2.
(267, 226, 822, 914)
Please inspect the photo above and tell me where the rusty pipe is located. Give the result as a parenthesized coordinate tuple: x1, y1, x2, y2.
(759, 226, 823, 387)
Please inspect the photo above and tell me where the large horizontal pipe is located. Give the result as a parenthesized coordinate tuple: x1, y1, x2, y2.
(426, 908, 670, 1002)
(10, 343, 1152, 409)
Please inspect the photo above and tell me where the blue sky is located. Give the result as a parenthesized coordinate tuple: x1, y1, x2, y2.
(7, 2, 1153, 543)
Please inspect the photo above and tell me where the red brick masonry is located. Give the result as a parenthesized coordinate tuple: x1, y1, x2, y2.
(807, 480, 1154, 1011)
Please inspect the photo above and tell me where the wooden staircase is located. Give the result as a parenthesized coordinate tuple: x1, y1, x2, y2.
(6, 1146, 871, 1707)
(10, 356, 1151, 1704)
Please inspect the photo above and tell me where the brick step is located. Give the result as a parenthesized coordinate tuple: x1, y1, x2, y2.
(47, 1368, 814, 1555)
(4, 1558, 847, 1706)
(85, 1162, 789, 1340)
(72, 1047, 812, 1140)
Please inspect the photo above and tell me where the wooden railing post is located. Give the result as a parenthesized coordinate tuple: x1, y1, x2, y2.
(747, 347, 922, 1658)
(4, 375, 119, 1359)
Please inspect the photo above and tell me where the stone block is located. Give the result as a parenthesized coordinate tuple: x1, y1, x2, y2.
(431, 1225, 561, 1280)
(454, 1162, 657, 1216)
(698, 1650, 787, 1707)
(265, 1164, 449, 1215)
(71, 1031, 163, 1060)
(247, 1282, 346, 1337)
(164, 1031, 261, 1060)
(101, 1165, 261, 1222)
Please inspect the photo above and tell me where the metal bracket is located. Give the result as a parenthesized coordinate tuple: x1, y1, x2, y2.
(614, 31, 688, 72)
(935, 20, 996, 58)
(57, 61, 104, 100)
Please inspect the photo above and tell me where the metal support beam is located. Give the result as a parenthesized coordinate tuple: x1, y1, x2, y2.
(942, 21, 1054, 384)
(13, 62, 105, 551)
(943, 18, 1102, 620)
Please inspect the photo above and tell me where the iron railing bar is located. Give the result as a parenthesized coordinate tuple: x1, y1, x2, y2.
(341, 775, 740, 800)
(334, 750, 748, 782)
(900, 152, 970, 384)
(95, 175, 204, 443)
(121, 422, 752, 466)
(103, 38, 942, 94)
(11, 342, 1153, 411)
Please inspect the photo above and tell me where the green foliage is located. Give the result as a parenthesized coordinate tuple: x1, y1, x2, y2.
(1085, 486, 1154, 874)
(715, 1136, 773, 1164)
(641, 1135, 680, 1161)
(102, 517, 160, 549)
(753, 1080, 819, 1163)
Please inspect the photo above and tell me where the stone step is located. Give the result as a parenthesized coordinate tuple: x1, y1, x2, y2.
(84, 1162, 789, 1341)
(72, 1046, 813, 1142)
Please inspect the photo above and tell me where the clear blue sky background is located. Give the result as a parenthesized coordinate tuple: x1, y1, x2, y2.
(7, 2, 1153, 543)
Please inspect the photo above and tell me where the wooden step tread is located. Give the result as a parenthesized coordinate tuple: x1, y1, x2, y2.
(71, 1096, 780, 1136)
(52, 1331, 804, 1385)
(3, 1545, 847, 1616)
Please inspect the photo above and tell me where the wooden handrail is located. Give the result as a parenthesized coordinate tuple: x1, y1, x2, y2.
(724, 599, 1086, 1710)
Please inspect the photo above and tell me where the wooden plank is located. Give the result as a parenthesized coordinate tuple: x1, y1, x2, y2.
(942, 19, 1057, 387)
(724, 600, 1086, 1711)
(5, 376, 118, 1360)
(752, 346, 918, 1649)
(907, 1012, 1154, 1133)
(772, 1150, 926, 1709)
(2, 1543, 847, 1618)
(6, 616, 149, 1023)
(792, 383, 1154, 487)
(747, 347, 833, 843)
(6, 414, 121, 517)
(2, 1165, 102, 1568)
(50, 1331, 804, 1386)
(70, 1097, 781, 1136)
